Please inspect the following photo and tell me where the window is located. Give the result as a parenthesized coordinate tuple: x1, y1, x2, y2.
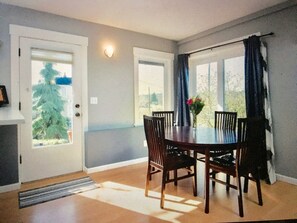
(224, 56, 246, 117)
(134, 48, 174, 125)
(189, 44, 245, 127)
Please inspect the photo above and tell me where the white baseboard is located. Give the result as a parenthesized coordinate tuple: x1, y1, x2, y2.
(86, 157, 148, 174)
(0, 182, 20, 193)
(276, 173, 297, 185)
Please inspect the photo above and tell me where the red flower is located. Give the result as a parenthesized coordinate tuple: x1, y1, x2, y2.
(186, 98, 193, 105)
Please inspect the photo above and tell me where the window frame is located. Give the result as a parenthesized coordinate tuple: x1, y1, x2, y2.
(133, 47, 174, 126)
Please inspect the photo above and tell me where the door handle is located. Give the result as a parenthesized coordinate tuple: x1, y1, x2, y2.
(75, 112, 80, 117)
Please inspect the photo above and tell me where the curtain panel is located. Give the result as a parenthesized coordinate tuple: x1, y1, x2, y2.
(244, 35, 276, 184)
(261, 43, 277, 184)
(176, 54, 191, 126)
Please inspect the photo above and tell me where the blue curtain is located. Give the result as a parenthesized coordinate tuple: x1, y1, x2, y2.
(243, 35, 268, 180)
(244, 36, 265, 118)
(176, 54, 190, 126)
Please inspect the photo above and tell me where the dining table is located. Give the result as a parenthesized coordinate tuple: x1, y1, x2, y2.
(164, 126, 237, 214)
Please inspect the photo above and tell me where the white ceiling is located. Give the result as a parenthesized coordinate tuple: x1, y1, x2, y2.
(0, 0, 289, 41)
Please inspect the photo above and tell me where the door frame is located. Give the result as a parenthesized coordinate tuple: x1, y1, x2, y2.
(9, 24, 89, 183)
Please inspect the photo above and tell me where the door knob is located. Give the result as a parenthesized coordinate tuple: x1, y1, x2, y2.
(75, 104, 80, 108)
(75, 112, 80, 117)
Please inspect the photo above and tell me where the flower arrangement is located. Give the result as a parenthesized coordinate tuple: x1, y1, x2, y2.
(186, 95, 205, 128)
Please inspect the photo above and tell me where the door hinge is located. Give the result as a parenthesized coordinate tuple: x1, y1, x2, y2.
(19, 102, 21, 110)
(20, 155, 22, 164)
(19, 48, 21, 57)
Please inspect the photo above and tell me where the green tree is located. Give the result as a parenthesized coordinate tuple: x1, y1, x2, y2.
(32, 62, 68, 140)
(151, 92, 158, 105)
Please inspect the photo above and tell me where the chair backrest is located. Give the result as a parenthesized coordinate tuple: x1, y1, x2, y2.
(237, 117, 265, 174)
(143, 115, 166, 168)
(215, 111, 237, 130)
(152, 111, 175, 127)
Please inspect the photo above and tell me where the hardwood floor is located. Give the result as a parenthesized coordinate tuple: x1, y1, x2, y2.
(0, 162, 297, 223)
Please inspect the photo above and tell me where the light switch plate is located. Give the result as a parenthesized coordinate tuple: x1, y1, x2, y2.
(90, 97, 98, 104)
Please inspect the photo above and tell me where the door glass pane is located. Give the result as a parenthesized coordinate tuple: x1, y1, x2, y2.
(196, 62, 217, 127)
(138, 62, 164, 122)
(31, 51, 73, 148)
(224, 56, 246, 118)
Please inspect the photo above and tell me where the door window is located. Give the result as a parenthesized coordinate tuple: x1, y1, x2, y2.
(31, 49, 74, 147)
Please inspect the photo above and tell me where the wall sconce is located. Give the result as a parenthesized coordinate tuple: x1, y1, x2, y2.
(104, 45, 114, 58)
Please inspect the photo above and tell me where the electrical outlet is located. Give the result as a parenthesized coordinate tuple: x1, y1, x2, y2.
(143, 140, 147, 147)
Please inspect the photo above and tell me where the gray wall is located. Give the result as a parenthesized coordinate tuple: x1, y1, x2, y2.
(178, 5, 297, 179)
(0, 3, 177, 184)
(85, 127, 145, 168)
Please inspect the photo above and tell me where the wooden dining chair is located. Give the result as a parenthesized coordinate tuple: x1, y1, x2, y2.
(152, 111, 175, 127)
(211, 111, 237, 156)
(211, 111, 237, 188)
(143, 115, 197, 208)
(208, 117, 264, 217)
(197, 111, 237, 188)
(152, 111, 184, 183)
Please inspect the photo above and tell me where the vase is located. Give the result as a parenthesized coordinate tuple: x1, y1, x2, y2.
(192, 114, 198, 129)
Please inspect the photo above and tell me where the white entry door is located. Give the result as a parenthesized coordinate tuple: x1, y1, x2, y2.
(20, 37, 83, 182)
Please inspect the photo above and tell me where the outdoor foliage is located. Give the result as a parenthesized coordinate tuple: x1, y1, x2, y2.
(32, 62, 68, 140)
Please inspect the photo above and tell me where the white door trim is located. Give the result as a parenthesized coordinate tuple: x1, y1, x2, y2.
(9, 24, 89, 183)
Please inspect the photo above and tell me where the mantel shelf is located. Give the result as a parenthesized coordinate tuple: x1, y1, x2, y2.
(0, 107, 25, 125)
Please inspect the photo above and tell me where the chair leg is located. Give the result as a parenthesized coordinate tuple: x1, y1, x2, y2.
(226, 174, 230, 191)
(145, 163, 151, 196)
(256, 178, 263, 206)
(149, 166, 155, 181)
(243, 177, 249, 193)
(194, 151, 197, 159)
(166, 171, 170, 181)
(212, 172, 216, 187)
(174, 170, 178, 186)
(236, 176, 244, 217)
(193, 165, 197, 196)
(160, 170, 167, 209)
(255, 169, 263, 206)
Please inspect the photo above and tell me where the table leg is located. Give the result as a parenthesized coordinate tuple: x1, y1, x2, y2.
(204, 150, 210, 213)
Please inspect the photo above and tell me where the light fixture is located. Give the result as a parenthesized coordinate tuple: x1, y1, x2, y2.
(104, 45, 114, 58)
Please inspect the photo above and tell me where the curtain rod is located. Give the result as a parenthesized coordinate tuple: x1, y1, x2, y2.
(187, 32, 274, 56)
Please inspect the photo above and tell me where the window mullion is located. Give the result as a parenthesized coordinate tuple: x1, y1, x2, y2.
(217, 59, 224, 111)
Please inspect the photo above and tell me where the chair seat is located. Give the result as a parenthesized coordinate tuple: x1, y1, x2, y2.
(209, 149, 234, 157)
(212, 154, 235, 167)
(166, 153, 196, 170)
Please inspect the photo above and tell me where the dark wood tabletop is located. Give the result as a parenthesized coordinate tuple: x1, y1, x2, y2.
(164, 126, 237, 214)
(165, 126, 237, 149)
